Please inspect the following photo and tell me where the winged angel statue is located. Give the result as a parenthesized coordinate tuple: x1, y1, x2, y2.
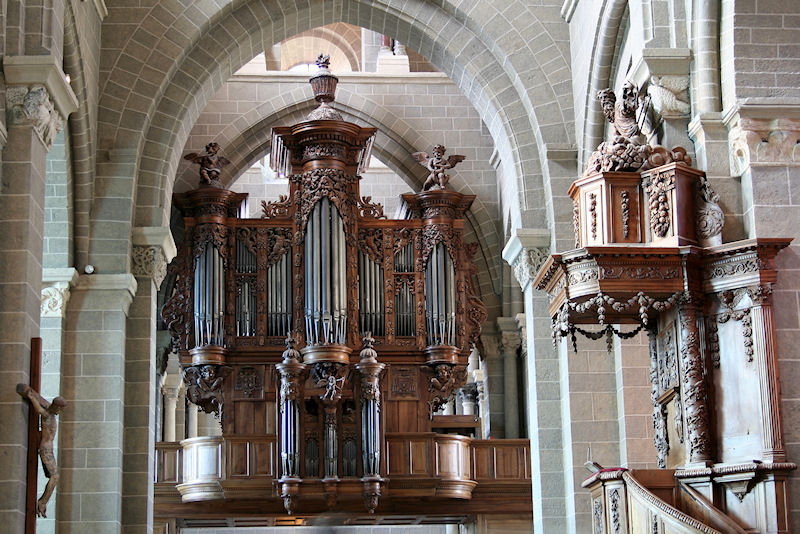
(184, 142, 231, 187)
(412, 144, 466, 190)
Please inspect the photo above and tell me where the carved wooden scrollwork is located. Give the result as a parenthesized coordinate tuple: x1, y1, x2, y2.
(261, 194, 293, 219)
(265, 227, 293, 267)
(358, 228, 384, 264)
(462, 242, 488, 346)
(417, 223, 460, 270)
(358, 196, 386, 219)
(192, 223, 230, 264)
(162, 252, 192, 351)
(678, 299, 712, 463)
(425, 364, 467, 418)
(295, 168, 358, 245)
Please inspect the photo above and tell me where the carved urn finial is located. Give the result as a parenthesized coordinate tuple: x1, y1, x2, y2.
(282, 334, 301, 363)
(308, 53, 343, 120)
(359, 332, 378, 364)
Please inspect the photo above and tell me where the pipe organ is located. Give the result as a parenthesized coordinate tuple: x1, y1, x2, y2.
(159, 56, 525, 520)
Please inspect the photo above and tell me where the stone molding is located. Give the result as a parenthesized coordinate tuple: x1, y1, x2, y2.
(630, 48, 691, 87)
(131, 226, 177, 287)
(73, 273, 138, 315)
(41, 268, 80, 318)
(502, 228, 550, 292)
(0, 120, 7, 148)
(83, 0, 108, 20)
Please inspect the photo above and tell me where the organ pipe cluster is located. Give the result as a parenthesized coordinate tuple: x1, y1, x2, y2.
(304, 198, 347, 345)
(394, 243, 415, 337)
(424, 243, 456, 346)
(194, 245, 226, 347)
(267, 253, 292, 337)
(235, 239, 256, 337)
(358, 252, 385, 336)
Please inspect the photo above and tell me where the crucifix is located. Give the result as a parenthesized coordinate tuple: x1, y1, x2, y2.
(17, 340, 66, 523)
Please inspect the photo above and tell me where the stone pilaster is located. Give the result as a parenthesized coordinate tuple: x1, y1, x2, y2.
(124, 227, 176, 533)
(457, 383, 478, 416)
(0, 55, 77, 530)
(59, 274, 136, 533)
(37, 267, 78, 534)
(503, 228, 569, 533)
(498, 317, 522, 439)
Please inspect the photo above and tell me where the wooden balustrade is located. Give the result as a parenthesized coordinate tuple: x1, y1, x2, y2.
(157, 434, 531, 504)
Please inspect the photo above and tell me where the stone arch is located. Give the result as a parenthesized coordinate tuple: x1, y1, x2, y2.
(88, 0, 574, 270)
(279, 24, 362, 72)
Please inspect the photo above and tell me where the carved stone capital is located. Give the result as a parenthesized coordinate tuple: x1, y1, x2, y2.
(502, 228, 551, 292)
(40, 268, 79, 318)
(3, 55, 78, 150)
(131, 227, 178, 287)
(497, 317, 522, 355)
(6, 85, 63, 149)
(725, 100, 800, 174)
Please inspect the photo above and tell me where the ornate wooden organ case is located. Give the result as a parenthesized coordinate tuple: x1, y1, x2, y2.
(159, 61, 529, 522)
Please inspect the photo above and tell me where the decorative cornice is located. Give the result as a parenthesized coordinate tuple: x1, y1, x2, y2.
(3, 55, 79, 118)
(40, 268, 79, 318)
(502, 228, 551, 292)
(131, 227, 177, 287)
(629, 48, 691, 88)
(73, 273, 138, 315)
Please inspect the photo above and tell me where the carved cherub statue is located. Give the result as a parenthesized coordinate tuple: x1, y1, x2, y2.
(314, 363, 346, 401)
(412, 144, 466, 190)
(183, 364, 232, 417)
(183, 142, 230, 187)
(430, 364, 455, 392)
(17, 384, 67, 518)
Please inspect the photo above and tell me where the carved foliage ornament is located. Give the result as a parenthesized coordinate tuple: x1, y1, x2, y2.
(132, 244, 168, 287)
(511, 246, 549, 290)
(678, 303, 712, 462)
(358, 196, 386, 219)
(6, 85, 63, 149)
(646, 170, 674, 238)
(426, 364, 466, 418)
(41, 283, 70, 318)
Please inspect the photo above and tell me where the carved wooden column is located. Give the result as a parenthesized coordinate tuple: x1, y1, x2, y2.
(748, 285, 785, 462)
(276, 338, 306, 514)
(678, 295, 713, 465)
(355, 334, 386, 513)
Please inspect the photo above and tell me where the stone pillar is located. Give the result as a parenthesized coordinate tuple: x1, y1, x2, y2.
(503, 228, 570, 533)
(0, 55, 76, 530)
(187, 404, 199, 439)
(481, 335, 503, 436)
(161, 380, 182, 443)
(498, 317, 522, 439)
(59, 274, 136, 533)
(458, 383, 478, 416)
(124, 227, 175, 533)
(516, 313, 529, 439)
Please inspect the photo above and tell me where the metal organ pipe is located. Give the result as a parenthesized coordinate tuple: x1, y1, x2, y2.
(425, 243, 455, 346)
(305, 201, 349, 345)
(193, 245, 226, 347)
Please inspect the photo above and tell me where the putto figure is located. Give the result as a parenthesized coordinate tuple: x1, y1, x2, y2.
(183, 364, 232, 417)
(412, 144, 466, 190)
(184, 142, 231, 187)
(17, 383, 67, 518)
